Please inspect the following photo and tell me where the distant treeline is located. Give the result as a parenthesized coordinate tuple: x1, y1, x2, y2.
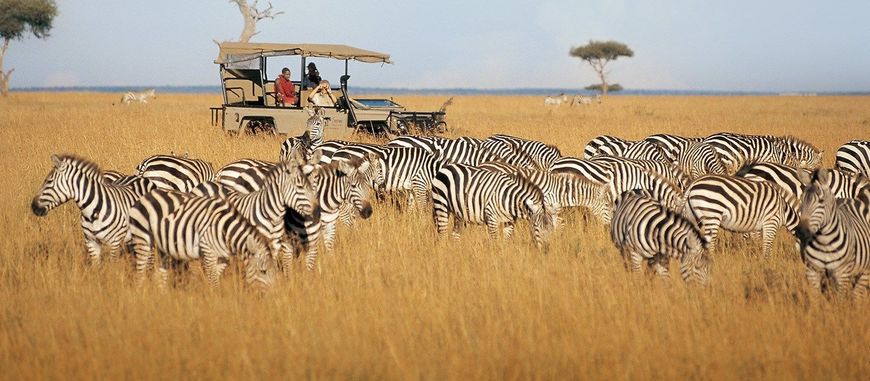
(10, 86, 870, 96)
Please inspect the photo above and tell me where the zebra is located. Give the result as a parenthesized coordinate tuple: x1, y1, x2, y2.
(703, 132, 822, 173)
(431, 163, 558, 248)
(549, 157, 614, 185)
(622, 140, 669, 163)
(676, 140, 728, 180)
(683, 174, 799, 256)
(279, 107, 326, 162)
(544, 93, 568, 106)
(590, 155, 691, 190)
(738, 162, 870, 204)
(377, 147, 445, 209)
(191, 159, 320, 274)
(644, 134, 703, 163)
(127, 189, 278, 290)
(583, 135, 634, 159)
(485, 134, 562, 170)
(118, 88, 156, 105)
(310, 140, 352, 164)
(601, 159, 686, 212)
(477, 161, 612, 225)
(609, 190, 711, 284)
(136, 153, 215, 192)
(795, 169, 870, 296)
(835, 140, 870, 177)
(31, 155, 155, 264)
(388, 135, 441, 153)
(570, 94, 600, 106)
(215, 158, 277, 189)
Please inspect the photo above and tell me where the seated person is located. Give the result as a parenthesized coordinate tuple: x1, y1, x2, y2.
(275, 67, 297, 107)
(307, 80, 337, 107)
(303, 62, 322, 89)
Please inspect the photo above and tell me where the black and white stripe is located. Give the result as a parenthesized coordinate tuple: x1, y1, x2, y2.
(136, 153, 214, 192)
(738, 162, 870, 205)
(644, 134, 703, 163)
(601, 159, 685, 211)
(31, 155, 154, 264)
(377, 147, 445, 209)
(835, 140, 870, 177)
(684, 174, 799, 256)
(609, 190, 710, 284)
(128, 189, 278, 289)
(431, 163, 557, 248)
(676, 140, 728, 180)
(215, 158, 277, 189)
(704, 132, 822, 173)
(279, 107, 326, 162)
(796, 169, 870, 295)
(590, 156, 690, 190)
(485, 134, 562, 170)
(549, 157, 614, 185)
(583, 135, 634, 159)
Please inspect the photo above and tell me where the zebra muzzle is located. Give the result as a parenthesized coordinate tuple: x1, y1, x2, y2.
(31, 199, 48, 216)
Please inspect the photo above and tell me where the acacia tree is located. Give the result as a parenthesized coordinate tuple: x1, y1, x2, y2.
(570, 40, 633, 97)
(229, 0, 283, 42)
(0, 0, 57, 96)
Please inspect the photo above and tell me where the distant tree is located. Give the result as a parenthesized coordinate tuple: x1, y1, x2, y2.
(584, 83, 623, 93)
(229, 0, 283, 43)
(570, 40, 633, 97)
(0, 0, 57, 96)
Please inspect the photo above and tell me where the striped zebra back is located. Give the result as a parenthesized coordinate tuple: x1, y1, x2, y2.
(215, 158, 276, 187)
(644, 134, 703, 163)
(835, 140, 870, 177)
(610, 190, 710, 284)
(550, 157, 613, 185)
(487, 134, 563, 170)
(380, 147, 444, 195)
(136, 154, 215, 192)
(704, 132, 787, 172)
(623, 141, 668, 163)
(591, 156, 690, 190)
(583, 135, 634, 159)
(311, 140, 352, 164)
(736, 162, 809, 209)
(603, 159, 685, 211)
(677, 140, 728, 180)
(778, 136, 822, 170)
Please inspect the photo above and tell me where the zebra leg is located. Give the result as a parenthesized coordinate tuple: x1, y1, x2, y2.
(156, 255, 172, 292)
(502, 222, 515, 239)
(107, 236, 124, 260)
(433, 208, 450, 238)
(853, 272, 869, 298)
(133, 244, 154, 288)
(652, 255, 672, 284)
(805, 267, 823, 292)
(629, 251, 644, 273)
(201, 250, 221, 290)
(322, 213, 338, 252)
(451, 219, 464, 240)
(761, 223, 779, 257)
(698, 217, 722, 252)
(483, 205, 500, 239)
(831, 268, 853, 296)
(84, 239, 103, 266)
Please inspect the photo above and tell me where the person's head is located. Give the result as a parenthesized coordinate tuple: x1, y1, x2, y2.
(318, 80, 330, 90)
(307, 62, 317, 72)
(281, 67, 291, 79)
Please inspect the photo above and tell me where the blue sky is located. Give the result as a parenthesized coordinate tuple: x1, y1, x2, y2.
(7, 0, 870, 91)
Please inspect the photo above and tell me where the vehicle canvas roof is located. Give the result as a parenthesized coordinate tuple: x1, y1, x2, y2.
(215, 42, 392, 64)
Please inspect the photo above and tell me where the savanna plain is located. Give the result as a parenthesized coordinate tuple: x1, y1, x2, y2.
(1, 93, 868, 380)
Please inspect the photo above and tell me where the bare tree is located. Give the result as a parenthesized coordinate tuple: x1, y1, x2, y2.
(0, 0, 58, 96)
(230, 0, 283, 43)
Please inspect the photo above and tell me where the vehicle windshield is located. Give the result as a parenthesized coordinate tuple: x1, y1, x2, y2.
(353, 99, 402, 108)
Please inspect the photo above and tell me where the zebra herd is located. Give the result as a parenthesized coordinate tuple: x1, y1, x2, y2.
(29, 108, 870, 295)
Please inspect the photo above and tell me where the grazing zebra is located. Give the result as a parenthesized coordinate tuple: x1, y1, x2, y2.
(377, 147, 445, 209)
(127, 189, 278, 289)
(704, 132, 822, 173)
(31, 155, 155, 264)
(279, 107, 326, 162)
(136, 153, 215, 192)
(118, 88, 156, 104)
(191, 159, 320, 274)
(590, 156, 690, 190)
(795, 169, 870, 296)
(601, 159, 685, 211)
(676, 140, 728, 180)
(549, 157, 614, 185)
(622, 141, 668, 163)
(544, 93, 568, 106)
(388, 135, 441, 153)
(477, 161, 612, 224)
(644, 134, 703, 163)
(284, 154, 377, 271)
(583, 135, 634, 159)
(485, 134, 562, 170)
(431, 163, 557, 248)
(835, 140, 870, 177)
(609, 190, 710, 284)
(215, 158, 276, 189)
(739, 163, 870, 204)
(570, 94, 600, 106)
(684, 174, 799, 256)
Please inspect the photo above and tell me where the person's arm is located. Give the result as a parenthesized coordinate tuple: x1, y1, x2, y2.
(307, 87, 318, 102)
(287, 82, 297, 105)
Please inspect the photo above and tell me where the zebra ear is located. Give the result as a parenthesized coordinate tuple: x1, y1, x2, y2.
(51, 154, 63, 167)
(356, 159, 371, 174)
(795, 169, 811, 185)
(813, 168, 830, 184)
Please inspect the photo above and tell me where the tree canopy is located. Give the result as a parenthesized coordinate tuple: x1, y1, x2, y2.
(0, 0, 57, 41)
(584, 83, 623, 92)
(569, 40, 633, 97)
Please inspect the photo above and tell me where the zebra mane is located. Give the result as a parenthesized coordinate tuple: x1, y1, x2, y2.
(781, 135, 820, 153)
(54, 154, 104, 179)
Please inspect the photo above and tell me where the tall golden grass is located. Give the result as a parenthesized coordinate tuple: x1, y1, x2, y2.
(1, 93, 868, 380)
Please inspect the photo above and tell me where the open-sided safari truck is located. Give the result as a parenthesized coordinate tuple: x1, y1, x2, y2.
(211, 42, 448, 137)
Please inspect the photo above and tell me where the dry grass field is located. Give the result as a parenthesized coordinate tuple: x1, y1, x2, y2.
(1, 93, 868, 380)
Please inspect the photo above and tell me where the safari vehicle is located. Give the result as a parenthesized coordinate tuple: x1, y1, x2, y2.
(211, 42, 447, 137)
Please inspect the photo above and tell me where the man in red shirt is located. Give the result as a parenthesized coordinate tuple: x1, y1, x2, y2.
(275, 67, 297, 107)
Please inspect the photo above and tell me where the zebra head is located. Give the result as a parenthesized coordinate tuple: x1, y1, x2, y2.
(272, 159, 321, 222)
(680, 222, 711, 285)
(780, 137, 822, 170)
(336, 157, 375, 219)
(31, 155, 100, 216)
(796, 169, 837, 240)
(593, 183, 614, 225)
(242, 233, 278, 290)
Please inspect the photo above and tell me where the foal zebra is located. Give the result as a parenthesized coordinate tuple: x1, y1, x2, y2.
(128, 190, 278, 289)
(279, 107, 326, 162)
(609, 190, 710, 284)
(431, 163, 557, 248)
(684, 174, 799, 256)
(835, 140, 870, 177)
(31, 155, 154, 264)
(136, 153, 215, 192)
(796, 169, 870, 296)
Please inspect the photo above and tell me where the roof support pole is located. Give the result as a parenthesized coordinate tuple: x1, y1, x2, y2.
(345, 59, 348, 76)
